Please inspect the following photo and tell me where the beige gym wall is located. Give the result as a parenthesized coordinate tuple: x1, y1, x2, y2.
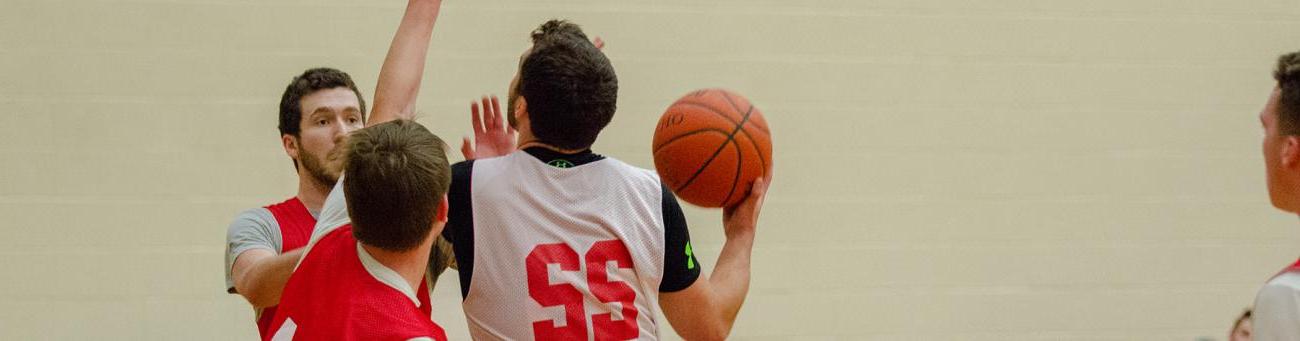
(2, 0, 1299, 339)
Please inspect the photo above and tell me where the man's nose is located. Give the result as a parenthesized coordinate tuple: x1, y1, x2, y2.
(335, 118, 357, 137)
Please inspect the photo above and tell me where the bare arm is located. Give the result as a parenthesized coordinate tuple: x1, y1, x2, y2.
(659, 177, 770, 340)
(231, 248, 305, 308)
(369, 0, 443, 126)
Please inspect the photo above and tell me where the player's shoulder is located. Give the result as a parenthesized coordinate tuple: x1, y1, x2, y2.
(296, 223, 355, 269)
(234, 206, 274, 222)
(307, 224, 354, 253)
(1255, 273, 1300, 328)
(227, 207, 275, 234)
(1258, 272, 1300, 311)
(601, 156, 660, 181)
(350, 293, 443, 339)
(1265, 272, 1300, 292)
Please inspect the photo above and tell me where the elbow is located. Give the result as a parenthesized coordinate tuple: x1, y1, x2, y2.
(244, 292, 274, 309)
(243, 291, 276, 309)
(234, 280, 274, 309)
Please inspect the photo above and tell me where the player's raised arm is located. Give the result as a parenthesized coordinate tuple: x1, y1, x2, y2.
(369, 0, 443, 126)
(659, 176, 771, 340)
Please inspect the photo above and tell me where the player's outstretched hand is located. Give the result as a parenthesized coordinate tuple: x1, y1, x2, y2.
(461, 95, 517, 160)
(722, 173, 771, 240)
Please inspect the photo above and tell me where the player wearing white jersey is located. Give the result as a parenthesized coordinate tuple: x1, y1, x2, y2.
(309, 17, 770, 340)
(447, 147, 695, 340)
(1255, 51, 1300, 341)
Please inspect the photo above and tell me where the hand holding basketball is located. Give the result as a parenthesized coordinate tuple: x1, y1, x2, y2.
(723, 174, 771, 239)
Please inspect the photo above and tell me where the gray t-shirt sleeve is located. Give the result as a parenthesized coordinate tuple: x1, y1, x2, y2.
(224, 207, 283, 293)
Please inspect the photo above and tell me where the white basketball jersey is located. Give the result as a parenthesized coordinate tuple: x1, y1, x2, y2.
(462, 151, 667, 341)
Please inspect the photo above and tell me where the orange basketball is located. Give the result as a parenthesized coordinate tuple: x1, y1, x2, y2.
(652, 88, 772, 208)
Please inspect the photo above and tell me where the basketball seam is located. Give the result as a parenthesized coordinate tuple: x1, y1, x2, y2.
(653, 129, 732, 193)
(720, 138, 743, 207)
(717, 92, 769, 173)
(674, 99, 769, 173)
(674, 105, 755, 194)
(652, 128, 732, 152)
(673, 101, 771, 137)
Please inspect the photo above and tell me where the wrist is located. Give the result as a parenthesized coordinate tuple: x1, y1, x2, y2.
(723, 228, 756, 244)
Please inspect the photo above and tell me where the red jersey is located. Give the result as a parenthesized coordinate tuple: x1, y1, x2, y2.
(264, 224, 446, 341)
(256, 198, 316, 338)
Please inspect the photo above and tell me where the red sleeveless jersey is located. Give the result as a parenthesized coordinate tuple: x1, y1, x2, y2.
(256, 197, 316, 338)
(264, 224, 446, 341)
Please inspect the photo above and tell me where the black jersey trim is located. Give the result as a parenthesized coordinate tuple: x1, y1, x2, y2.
(444, 160, 476, 299)
(660, 181, 701, 292)
(523, 146, 605, 168)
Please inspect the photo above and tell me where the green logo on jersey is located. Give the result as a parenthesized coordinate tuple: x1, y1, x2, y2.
(685, 242, 695, 270)
(547, 159, 575, 168)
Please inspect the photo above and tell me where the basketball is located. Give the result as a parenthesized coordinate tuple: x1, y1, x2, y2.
(652, 88, 773, 208)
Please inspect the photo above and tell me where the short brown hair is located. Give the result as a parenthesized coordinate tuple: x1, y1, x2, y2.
(342, 120, 450, 252)
(518, 19, 618, 150)
(279, 68, 367, 137)
(1275, 52, 1300, 135)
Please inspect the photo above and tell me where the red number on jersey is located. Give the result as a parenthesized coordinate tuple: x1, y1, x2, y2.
(526, 243, 588, 340)
(587, 240, 639, 341)
(526, 240, 641, 341)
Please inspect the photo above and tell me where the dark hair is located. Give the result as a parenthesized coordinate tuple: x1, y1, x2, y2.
(343, 120, 450, 252)
(1275, 52, 1300, 135)
(278, 67, 367, 137)
(518, 20, 618, 150)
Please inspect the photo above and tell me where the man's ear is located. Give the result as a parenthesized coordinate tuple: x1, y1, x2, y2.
(514, 96, 528, 125)
(1285, 136, 1300, 169)
(435, 194, 449, 223)
(282, 134, 300, 161)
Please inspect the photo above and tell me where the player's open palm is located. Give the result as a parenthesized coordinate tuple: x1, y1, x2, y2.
(462, 95, 517, 160)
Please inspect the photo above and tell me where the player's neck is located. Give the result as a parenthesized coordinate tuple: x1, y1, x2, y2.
(518, 139, 587, 154)
(361, 241, 432, 293)
(296, 175, 332, 213)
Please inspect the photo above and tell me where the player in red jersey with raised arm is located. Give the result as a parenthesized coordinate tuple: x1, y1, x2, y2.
(234, 0, 452, 338)
(223, 67, 366, 338)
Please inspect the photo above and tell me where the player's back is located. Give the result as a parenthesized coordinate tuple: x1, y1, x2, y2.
(266, 224, 446, 341)
(462, 150, 667, 340)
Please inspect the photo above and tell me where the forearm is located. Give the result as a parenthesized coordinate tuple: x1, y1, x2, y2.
(706, 231, 755, 333)
(234, 249, 305, 308)
(664, 179, 768, 340)
(370, 0, 442, 126)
